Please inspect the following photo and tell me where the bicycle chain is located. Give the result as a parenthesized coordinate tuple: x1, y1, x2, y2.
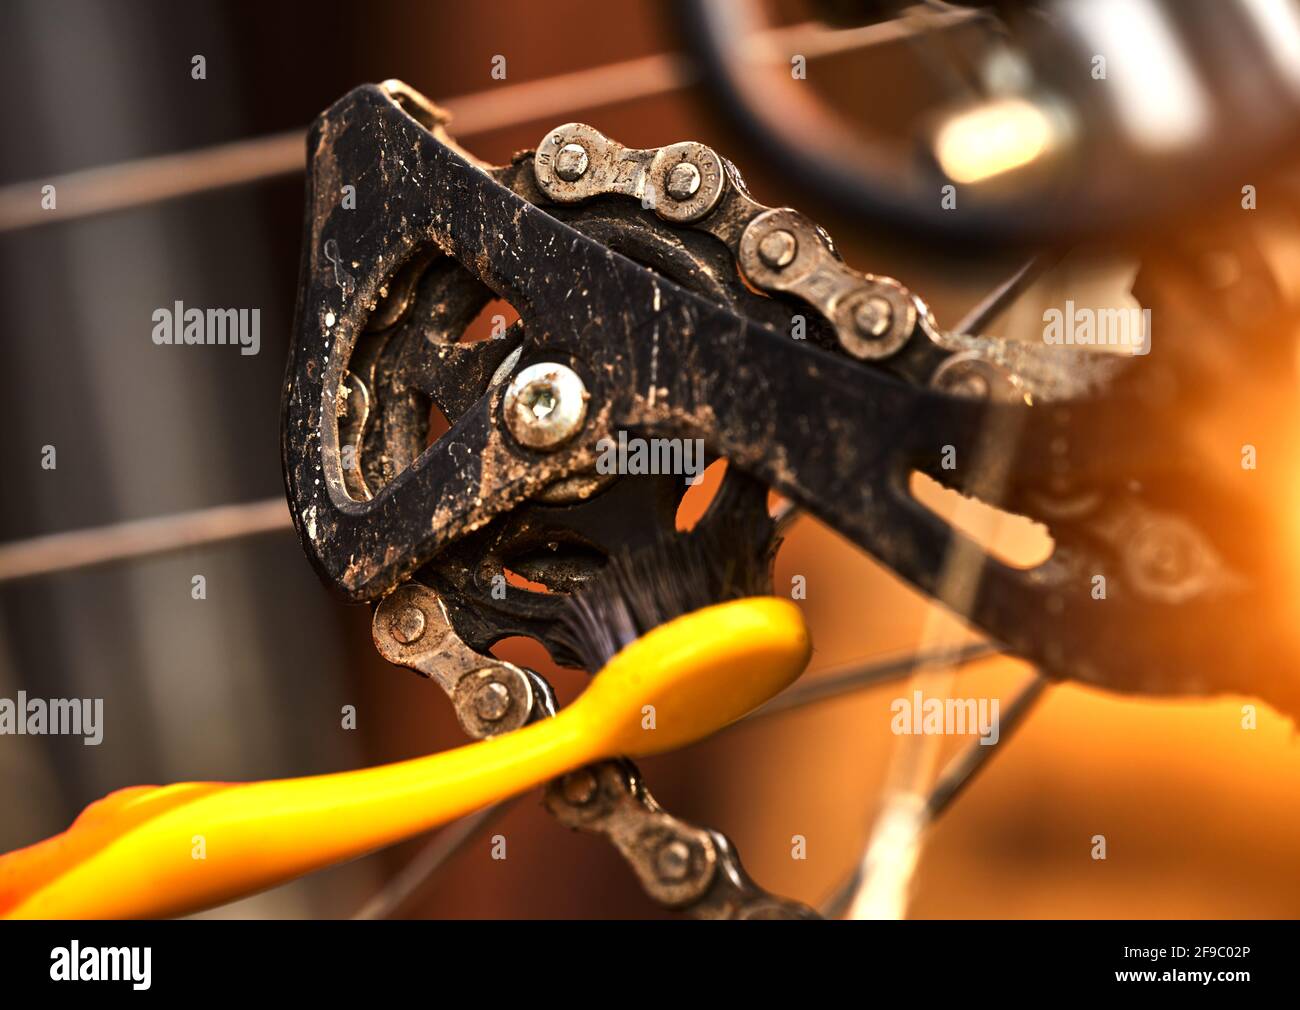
(533, 122, 1113, 402)
(294, 85, 1286, 919)
(359, 119, 1148, 920)
(357, 122, 1107, 920)
(531, 121, 1181, 620)
(372, 582, 816, 919)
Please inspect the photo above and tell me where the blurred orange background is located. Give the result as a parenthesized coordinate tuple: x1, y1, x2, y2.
(352, 0, 1300, 919)
(1, 0, 1298, 919)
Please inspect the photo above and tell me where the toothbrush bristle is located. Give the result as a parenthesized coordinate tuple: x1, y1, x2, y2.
(553, 518, 777, 673)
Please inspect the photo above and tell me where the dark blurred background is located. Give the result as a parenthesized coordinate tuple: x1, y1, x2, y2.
(1, 0, 1298, 919)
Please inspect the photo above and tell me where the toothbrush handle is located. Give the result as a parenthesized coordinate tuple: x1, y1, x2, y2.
(0, 710, 588, 919)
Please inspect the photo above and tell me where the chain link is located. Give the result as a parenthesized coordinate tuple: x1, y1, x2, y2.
(537, 122, 918, 362)
(533, 121, 1133, 406)
(361, 123, 1133, 919)
(373, 581, 816, 919)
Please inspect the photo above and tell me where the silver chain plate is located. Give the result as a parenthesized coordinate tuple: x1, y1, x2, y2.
(533, 121, 1127, 403)
(372, 582, 816, 919)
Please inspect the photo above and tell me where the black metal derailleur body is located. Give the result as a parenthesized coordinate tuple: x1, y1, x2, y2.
(283, 82, 1295, 715)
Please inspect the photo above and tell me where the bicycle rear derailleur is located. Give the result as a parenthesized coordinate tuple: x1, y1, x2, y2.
(282, 81, 1296, 916)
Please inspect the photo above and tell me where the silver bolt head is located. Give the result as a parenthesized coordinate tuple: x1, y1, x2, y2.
(757, 228, 798, 270)
(656, 839, 694, 882)
(561, 769, 599, 806)
(853, 295, 893, 339)
(935, 365, 991, 400)
(473, 681, 512, 722)
(389, 605, 426, 645)
(929, 352, 1023, 403)
(504, 362, 589, 450)
(554, 143, 590, 182)
(665, 161, 702, 201)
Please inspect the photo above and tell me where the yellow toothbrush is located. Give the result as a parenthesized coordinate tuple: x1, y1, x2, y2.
(0, 596, 809, 919)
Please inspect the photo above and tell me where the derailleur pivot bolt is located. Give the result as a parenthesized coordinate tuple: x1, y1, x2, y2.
(757, 228, 798, 270)
(554, 143, 590, 182)
(504, 362, 589, 450)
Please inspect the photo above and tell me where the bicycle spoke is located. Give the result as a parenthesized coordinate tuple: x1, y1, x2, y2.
(352, 800, 515, 920)
(925, 672, 1047, 820)
(953, 253, 1055, 336)
(822, 671, 1047, 918)
(0, 497, 291, 583)
(0, 15, 977, 234)
(747, 641, 999, 721)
